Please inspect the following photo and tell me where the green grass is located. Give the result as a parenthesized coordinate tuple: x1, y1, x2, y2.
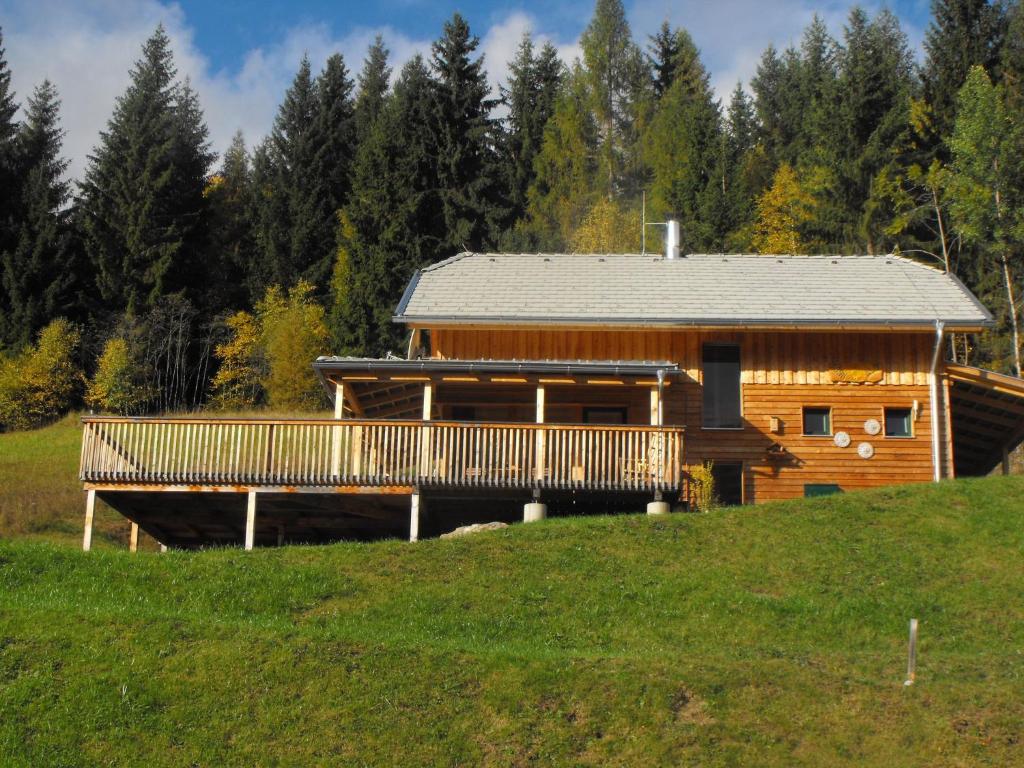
(1, 472, 1023, 765)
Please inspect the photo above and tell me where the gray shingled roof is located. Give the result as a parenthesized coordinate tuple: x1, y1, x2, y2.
(394, 252, 993, 330)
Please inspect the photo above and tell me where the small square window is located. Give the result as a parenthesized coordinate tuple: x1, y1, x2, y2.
(884, 407, 913, 438)
(802, 407, 831, 436)
(805, 484, 842, 498)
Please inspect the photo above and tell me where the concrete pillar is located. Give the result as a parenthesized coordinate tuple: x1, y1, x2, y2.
(646, 500, 670, 515)
(82, 489, 96, 552)
(524, 502, 547, 522)
(410, 492, 421, 542)
(129, 522, 139, 553)
(245, 491, 257, 551)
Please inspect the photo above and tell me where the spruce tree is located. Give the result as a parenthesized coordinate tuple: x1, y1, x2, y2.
(501, 34, 563, 225)
(0, 80, 74, 349)
(922, 0, 1007, 137)
(204, 130, 255, 311)
(751, 45, 804, 167)
(354, 35, 391, 144)
(0, 28, 21, 272)
(642, 40, 723, 251)
(333, 56, 442, 356)
(430, 13, 503, 252)
(647, 21, 680, 98)
(79, 25, 212, 314)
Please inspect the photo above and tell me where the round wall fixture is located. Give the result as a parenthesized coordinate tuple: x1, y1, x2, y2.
(864, 418, 881, 436)
(834, 431, 851, 448)
(858, 442, 875, 459)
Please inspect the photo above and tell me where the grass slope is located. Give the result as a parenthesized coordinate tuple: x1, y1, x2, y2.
(2, 477, 1023, 766)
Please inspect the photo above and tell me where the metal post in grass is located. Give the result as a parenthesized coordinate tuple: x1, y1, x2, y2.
(904, 618, 918, 686)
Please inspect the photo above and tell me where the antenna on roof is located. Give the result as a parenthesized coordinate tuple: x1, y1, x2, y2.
(644, 216, 680, 260)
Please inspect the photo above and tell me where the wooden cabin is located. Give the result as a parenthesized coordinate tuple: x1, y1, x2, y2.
(80, 245, 1024, 550)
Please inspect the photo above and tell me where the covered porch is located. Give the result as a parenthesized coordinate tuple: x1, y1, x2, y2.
(80, 359, 686, 549)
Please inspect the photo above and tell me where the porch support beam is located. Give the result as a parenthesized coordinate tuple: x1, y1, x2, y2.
(129, 522, 139, 553)
(82, 489, 95, 552)
(535, 385, 546, 482)
(245, 490, 257, 550)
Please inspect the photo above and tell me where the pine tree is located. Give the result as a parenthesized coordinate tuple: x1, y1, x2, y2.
(430, 13, 503, 252)
(316, 53, 356, 220)
(722, 83, 767, 249)
(751, 45, 804, 167)
(1003, 1, 1024, 112)
(79, 25, 213, 314)
(0, 81, 74, 349)
(796, 15, 840, 167)
(922, 0, 1008, 138)
(501, 34, 563, 224)
(354, 35, 391, 144)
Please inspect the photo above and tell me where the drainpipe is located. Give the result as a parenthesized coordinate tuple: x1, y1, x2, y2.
(929, 320, 946, 483)
(656, 369, 665, 426)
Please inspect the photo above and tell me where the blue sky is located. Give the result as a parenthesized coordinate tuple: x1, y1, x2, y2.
(2, 0, 935, 179)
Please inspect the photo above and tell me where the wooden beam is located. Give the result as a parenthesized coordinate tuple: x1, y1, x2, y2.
(650, 388, 660, 426)
(536, 385, 545, 482)
(129, 522, 139, 553)
(334, 382, 345, 419)
(422, 383, 433, 421)
(245, 491, 257, 550)
(83, 489, 95, 552)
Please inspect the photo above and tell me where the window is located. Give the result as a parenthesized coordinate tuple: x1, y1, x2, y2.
(711, 462, 744, 505)
(884, 407, 913, 438)
(805, 484, 842, 498)
(583, 407, 627, 425)
(702, 344, 742, 428)
(802, 407, 831, 436)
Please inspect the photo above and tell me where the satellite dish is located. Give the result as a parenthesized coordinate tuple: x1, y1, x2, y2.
(858, 442, 875, 459)
(834, 431, 851, 448)
(864, 418, 881, 436)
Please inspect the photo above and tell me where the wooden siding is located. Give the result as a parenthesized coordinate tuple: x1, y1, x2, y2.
(430, 328, 933, 387)
(426, 328, 939, 501)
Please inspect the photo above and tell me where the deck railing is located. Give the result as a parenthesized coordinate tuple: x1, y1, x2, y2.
(80, 417, 684, 492)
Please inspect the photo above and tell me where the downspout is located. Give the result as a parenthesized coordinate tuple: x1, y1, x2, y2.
(929, 320, 946, 483)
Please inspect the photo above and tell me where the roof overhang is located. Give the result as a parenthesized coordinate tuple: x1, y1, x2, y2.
(313, 358, 683, 419)
(394, 316, 991, 333)
(947, 363, 1024, 476)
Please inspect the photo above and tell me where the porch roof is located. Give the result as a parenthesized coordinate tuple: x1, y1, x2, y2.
(946, 364, 1024, 476)
(313, 357, 681, 419)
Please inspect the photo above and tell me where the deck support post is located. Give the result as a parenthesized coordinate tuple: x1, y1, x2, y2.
(129, 522, 139, 553)
(277, 525, 285, 547)
(420, 384, 433, 478)
(410, 491, 421, 542)
(535, 385, 546, 483)
(82, 489, 96, 552)
(159, 544, 168, 554)
(245, 491, 257, 551)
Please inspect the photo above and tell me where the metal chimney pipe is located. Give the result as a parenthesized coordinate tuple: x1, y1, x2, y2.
(665, 220, 680, 260)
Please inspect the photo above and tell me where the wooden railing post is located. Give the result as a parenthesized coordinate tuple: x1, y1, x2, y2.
(331, 381, 344, 480)
(419, 384, 433, 481)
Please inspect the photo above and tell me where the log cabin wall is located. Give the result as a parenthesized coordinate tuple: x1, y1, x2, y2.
(426, 327, 942, 503)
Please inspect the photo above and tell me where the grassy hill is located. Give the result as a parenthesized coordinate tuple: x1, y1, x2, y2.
(1, 458, 1023, 765)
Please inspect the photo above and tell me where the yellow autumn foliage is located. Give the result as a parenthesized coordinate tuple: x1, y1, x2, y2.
(751, 164, 816, 255)
(0, 319, 84, 430)
(85, 337, 153, 415)
(569, 198, 642, 254)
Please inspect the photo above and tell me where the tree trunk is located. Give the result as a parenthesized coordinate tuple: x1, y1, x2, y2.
(999, 251, 1022, 375)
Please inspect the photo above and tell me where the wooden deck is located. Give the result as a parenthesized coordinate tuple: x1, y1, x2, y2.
(80, 417, 685, 493)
